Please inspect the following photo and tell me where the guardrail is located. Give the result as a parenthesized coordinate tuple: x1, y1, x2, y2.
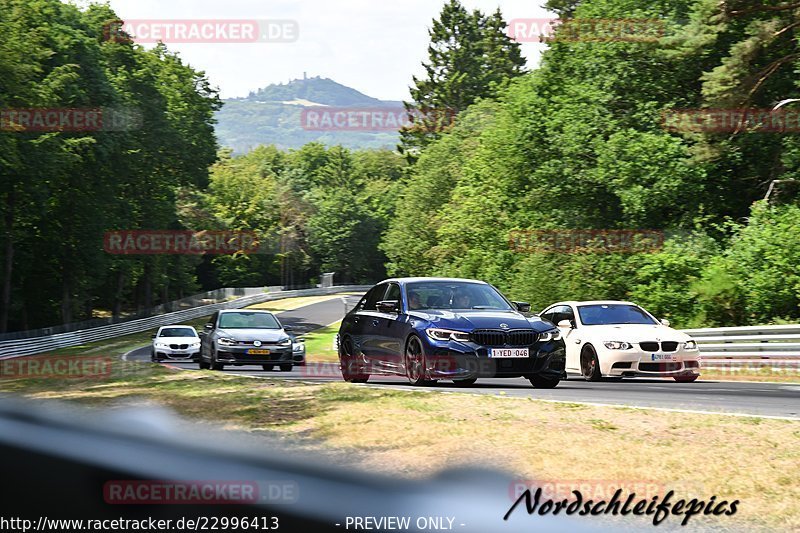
(682, 324, 800, 370)
(0, 286, 370, 360)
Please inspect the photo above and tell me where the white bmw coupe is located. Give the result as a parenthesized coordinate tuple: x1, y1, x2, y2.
(540, 301, 701, 382)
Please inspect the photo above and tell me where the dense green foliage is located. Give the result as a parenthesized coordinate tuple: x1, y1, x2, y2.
(0, 0, 220, 331)
(4, 0, 800, 331)
(201, 144, 405, 288)
(399, 0, 526, 158)
(384, 0, 800, 327)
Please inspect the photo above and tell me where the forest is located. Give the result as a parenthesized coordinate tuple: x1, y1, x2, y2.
(2, 0, 799, 331)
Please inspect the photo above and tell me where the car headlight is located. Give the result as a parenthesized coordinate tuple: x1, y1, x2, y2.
(279, 338, 292, 346)
(218, 338, 236, 346)
(538, 329, 561, 342)
(190, 342, 200, 348)
(426, 328, 470, 342)
(684, 340, 698, 350)
(603, 341, 633, 350)
(155, 343, 168, 348)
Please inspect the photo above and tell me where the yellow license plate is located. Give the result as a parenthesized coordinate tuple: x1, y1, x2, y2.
(248, 349, 270, 355)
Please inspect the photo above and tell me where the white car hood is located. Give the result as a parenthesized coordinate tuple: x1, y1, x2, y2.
(579, 324, 691, 342)
(153, 336, 199, 344)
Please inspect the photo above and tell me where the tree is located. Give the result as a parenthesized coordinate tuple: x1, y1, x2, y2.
(399, 1, 525, 159)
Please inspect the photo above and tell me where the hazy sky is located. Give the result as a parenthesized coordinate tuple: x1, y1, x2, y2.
(102, 0, 552, 100)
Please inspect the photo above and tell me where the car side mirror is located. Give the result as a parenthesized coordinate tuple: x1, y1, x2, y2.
(151, 334, 156, 339)
(376, 300, 400, 313)
(513, 301, 531, 313)
(284, 325, 294, 331)
(204, 323, 213, 330)
(660, 318, 671, 327)
(557, 320, 574, 329)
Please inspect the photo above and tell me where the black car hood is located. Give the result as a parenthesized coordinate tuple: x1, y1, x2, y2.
(409, 309, 550, 332)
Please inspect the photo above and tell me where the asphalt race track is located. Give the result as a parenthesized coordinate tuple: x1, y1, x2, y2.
(126, 297, 800, 421)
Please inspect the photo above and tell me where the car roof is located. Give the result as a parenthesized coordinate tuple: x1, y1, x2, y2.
(158, 324, 197, 329)
(378, 277, 490, 285)
(548, 300, 638, 307)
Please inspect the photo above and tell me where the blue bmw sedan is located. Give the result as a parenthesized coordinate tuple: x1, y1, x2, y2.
(337, 278, 566, 388)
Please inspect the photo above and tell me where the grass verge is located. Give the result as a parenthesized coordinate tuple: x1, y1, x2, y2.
(303, 321, 341, 362)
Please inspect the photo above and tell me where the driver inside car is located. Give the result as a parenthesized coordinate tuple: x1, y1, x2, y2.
(453, 291, 472, 309)
(408, 290, 423, 310)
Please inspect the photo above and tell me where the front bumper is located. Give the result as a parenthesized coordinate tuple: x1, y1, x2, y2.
(153, 347, 200, 361)
(602, 349, 701, 377)
(423, 339, 566, 380)
(216, 346, 294, 365)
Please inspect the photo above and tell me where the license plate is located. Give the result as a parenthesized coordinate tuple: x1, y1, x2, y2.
(647, 353, 676, 361)
(489, 348, 529, 358)
(248, 349, 270, 355)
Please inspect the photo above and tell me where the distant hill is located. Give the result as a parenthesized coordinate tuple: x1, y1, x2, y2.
(215, 76, 407, 153)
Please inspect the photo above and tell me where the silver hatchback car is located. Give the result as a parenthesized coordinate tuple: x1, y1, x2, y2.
(198, 309, 295, 371)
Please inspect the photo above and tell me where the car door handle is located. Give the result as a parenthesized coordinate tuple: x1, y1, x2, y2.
(372, 320, 380, 327)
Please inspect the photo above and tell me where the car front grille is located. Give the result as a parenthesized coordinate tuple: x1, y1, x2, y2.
(169, 344, 189, 350)
(232, 340, 283, 347)
(639, 341, 680, 352)
(470, 329, 538, 347)
(639, 362, 682, 372)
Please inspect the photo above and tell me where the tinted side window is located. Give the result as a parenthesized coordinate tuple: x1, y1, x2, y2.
(362, 284, 388, 311)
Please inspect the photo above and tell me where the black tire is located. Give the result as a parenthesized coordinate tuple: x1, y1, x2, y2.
(198, 358, 210, 370)
(279, 364, 293, 372)
(262, 364, 275, 371)
(405, 335, 433, 386)
(453, 377, 478, 387)
(580, 346, 602, 382)
(339, 335, 369, 383)
(528, 374, 560, 389)
(674, 375, 699, 383)
(210, 350, 225, 371)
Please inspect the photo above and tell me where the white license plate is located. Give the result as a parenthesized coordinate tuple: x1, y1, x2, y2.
(489, 348, 529, 358)
(647, 354, 677, 361)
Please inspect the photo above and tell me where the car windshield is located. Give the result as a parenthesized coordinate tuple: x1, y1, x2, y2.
(578, 304, 657, 325)
(158, 327, 197, 338)
(218, 312, 280, 329)
(406, 281, 513, 311)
